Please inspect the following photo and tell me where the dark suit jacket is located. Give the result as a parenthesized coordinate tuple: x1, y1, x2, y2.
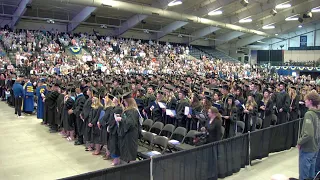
(206, 117, 222, 143)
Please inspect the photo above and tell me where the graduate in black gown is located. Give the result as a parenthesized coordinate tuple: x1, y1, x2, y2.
(222, 95, 238, 138)
(73, 87, 86, 145)
(288, 86, 299, 121)
(274, 82, 290, 124)
(81, 87, 93, 151)
(164, 87, 177, 125)
(201, 107, 222, 143)
(47, 84, 60, 133)
(259, 89, 273, 128)
(186, 93, 203, 131)
(61, 88, 76, 141)
(116, 92, 141, 164)
(150, 90, 165, 122)
(244, 93, 258, 132)
(99, 94, 115, 160)
(56, 86, 66, 133)
(108, 95, 123, 165)
(88, 96, 103, 155)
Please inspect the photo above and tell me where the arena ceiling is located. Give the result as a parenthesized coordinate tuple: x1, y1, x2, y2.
(0, 0, 320, 48)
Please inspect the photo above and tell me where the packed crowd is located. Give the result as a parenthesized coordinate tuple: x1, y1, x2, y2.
(0, 29, 320, 180)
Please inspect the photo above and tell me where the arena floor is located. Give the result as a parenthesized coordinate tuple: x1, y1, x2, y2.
(0, 102, 299, 180)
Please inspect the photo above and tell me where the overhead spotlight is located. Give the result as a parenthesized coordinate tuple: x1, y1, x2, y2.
(168, 0, 182, 7)
(208, 10, 223, 16)
(275, 33, 279, 36)
(262, 24, 275, 29)
(270, 9, 277, 16)
(143, 29, 149, 34)
(275, 2, 291, 9)
(298, 17, 303, 23)
(239, 16, 252, 23)
(285, 14, 300, 21)
(178, 34, 183, 38)
(303, 12, 312, 18)
(311, 6, 320, 13)
(240, 0, 249, 7)
(298, 25, 302, 28)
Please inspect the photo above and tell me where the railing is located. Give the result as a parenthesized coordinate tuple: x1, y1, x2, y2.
(60, 118, 302, 180)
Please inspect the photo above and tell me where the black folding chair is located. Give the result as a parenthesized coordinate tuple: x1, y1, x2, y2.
(142, 119, 153, 132)
(149, 121, 164, 135)
(159, 124, 175, 138)
(140, 136, 169, 159)
(173, 130, 197, 151)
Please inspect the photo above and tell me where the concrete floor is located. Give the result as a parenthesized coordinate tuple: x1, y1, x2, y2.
(0, 101, 299, 180)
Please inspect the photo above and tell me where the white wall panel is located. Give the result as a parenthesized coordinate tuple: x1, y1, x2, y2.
(16, 20, 67, 32)
(284, 50, 320, 62)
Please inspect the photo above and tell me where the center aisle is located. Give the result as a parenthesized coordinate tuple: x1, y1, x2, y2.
(0, 102, 112, 180)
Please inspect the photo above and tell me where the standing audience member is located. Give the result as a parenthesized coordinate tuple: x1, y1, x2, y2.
(12, 76, 24, 118)
(297, 90, 320, 180)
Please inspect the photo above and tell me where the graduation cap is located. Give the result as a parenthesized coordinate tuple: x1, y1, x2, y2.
(108, 93, 115, 100)
(290, 86, 297, 90)
(157, 90, 165, 95)
(61, 86, 66, 91)
(91, 87, 99, 97)
(180, 88, 189, 96)
(204, 94, 212, 101)
(122, 91, 132, 99)
(204, 90, 211, 96)
(279, 81, 287, 87)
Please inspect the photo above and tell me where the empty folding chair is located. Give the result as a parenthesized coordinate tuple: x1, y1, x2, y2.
(236, 121, 245, 136)
(137, 132, 155, 159)
(140, 136, 169, 158)
(142, 119, 153, 132)
(159, 124, 175, 138)
(149, 121, 164, 135)
(174, 130, 197, 151)
(170, 127, 187, 142)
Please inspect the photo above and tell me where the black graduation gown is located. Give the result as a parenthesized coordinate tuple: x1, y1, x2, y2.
(62, 98, 75, 131)
(259, 100, 273, 128)
(165, 97, 177, 125)
(89, 106, 103, 144)
(43, 91, 51, 124)
(81, 98, 92, 142)
(187, 104, 202, 131)
(151, 101, 165, 122)
(175, 98, 190, 127)
(118, 108, 140, 162)
(100, 106, 114, 145)
(108, 106, 123, 156)
(73, 95, 86, 136)
(274, 91, 290, 124)
(289, 96, 299, 121)
(46, 91, 60, 126)
(223, 106, 238, 138)
(244, 105, 258, 132)
(55, 93, 65, 126)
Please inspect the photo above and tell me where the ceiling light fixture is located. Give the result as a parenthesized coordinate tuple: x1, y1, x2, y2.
(168, 0, 182, 7)
(240, 0, 249, 7)
(239, 16, 252, 23)
(275, 1, 291, 9)
(208, 8, 223, 16)
(262, 24, 275, 29)
(270, 9, 277, 16)
(275, 33, 279, 36)
(285, 14, 300, 21)
(311, 6, 320, 12)
(298, 25, 302, 28)
(101, 0, 117, 7)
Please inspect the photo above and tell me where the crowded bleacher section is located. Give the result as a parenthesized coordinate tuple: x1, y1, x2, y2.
(0, 28, 320, 174)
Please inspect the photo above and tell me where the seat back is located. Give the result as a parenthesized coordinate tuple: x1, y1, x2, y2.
(153, 136, 168, 153)
(142, 119, 153, 131)
(221, 126, 225, 140)
(182, 130, 198, 145)
(236, 121, 245, 133)
(142, 132, 155, 146)
(159, 124, 175, 138)
(150, 122, 164, 135)
(256, 118, 263, 129)
(171, 127, 187, 142)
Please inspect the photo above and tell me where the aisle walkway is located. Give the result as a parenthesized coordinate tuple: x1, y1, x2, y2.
(0, 101, 299, 180)
(0, 102, 112, 180)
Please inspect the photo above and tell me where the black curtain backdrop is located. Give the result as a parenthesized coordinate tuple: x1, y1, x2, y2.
(250, 119, 301, 162)
(61, 119, 301, 180)
(59, 159, 150, 180)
